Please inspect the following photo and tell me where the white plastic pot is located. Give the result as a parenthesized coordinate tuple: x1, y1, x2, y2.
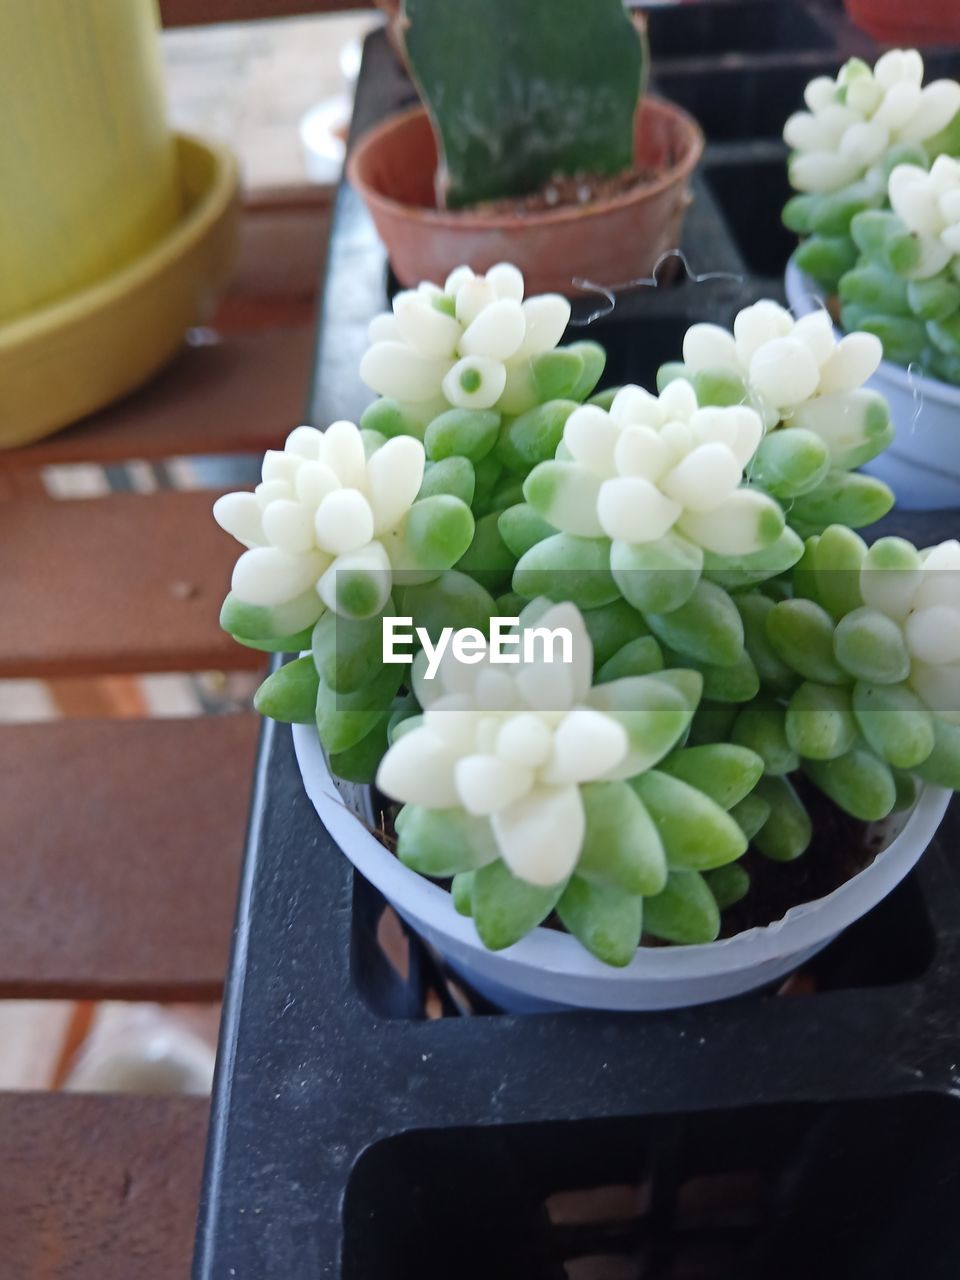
(785, 258, 960, 510)
(293, 722, 951, 1013)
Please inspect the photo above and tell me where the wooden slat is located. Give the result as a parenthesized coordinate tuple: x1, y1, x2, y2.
(0, 1091, 208, 1280)
(0, 490, 262, 678)
(0, 326, 313, 472)
(0, 714, 258, 1000)
(215, 188, 333, 335)
(160, 0, 373, 25)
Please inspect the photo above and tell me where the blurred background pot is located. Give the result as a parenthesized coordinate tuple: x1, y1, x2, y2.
(0, 0, 239, 445)
(0, 0, 182, 323)
(347, 98, 703, 296)
(843, 0, 960, 45)
(0, 134, 238, 449)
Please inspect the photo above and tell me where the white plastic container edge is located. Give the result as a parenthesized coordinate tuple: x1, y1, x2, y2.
(293, 720, 951, 1012)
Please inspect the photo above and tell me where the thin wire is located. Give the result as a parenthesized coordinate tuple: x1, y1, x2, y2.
(568, 248, 745, 326)
(904, 360, 926, 434)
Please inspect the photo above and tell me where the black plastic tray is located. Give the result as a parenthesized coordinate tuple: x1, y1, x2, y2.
(195, 8, 960, 1277)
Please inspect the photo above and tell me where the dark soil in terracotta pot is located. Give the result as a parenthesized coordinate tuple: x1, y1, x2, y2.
(473, 164, 663, 218)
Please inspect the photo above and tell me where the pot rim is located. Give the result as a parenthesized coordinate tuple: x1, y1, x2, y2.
(346, 96, 705, 233)
(293, 720, 951, 983)
(0, 132, 238, 351)
(785, 256, 960, 408)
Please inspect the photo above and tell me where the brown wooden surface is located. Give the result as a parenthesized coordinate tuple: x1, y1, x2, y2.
(0, 490, 264, 678)
(0, 714, 258, 1000)
(0, 327, 313, 473)
(160, 0, 372, 25)
(0, 191, 330, 475)
(0, 1091, 208, 1279)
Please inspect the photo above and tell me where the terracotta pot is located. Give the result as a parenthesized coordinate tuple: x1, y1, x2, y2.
(347, 97, 704, 296)
(843, 0, 960, 44)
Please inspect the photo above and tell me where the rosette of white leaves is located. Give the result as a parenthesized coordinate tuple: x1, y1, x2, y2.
(887, 155, 960, 278)
(214, 420, 472, 622)
(359, 262, 571, 419)
(683, 301, 883, 428)
(786, 50, 960, 195)
(377, 601, 696, 888)
(525, 378, 776, 559)
(860, 538, 960, 723)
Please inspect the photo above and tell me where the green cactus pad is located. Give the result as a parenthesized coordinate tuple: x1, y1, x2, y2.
(402, 0, 645, 208)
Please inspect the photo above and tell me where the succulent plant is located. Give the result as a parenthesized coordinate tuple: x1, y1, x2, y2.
(837, 155, 960, 382)
(510, 377, 788, 669)
(376, 599, 762, 961)
(215, 420, 475, 775)
(359, 262, 607, 522)
(783, 50, 960, 291)
(662, 300, 895, 533)
(214, 255, 959, 967)
(400, 0, 646, 209)
(711, 528, 960, 853)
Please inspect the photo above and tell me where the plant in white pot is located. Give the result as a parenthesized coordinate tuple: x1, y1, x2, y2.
(214, 262, 958, 1013)
(782, 50, 960, 508)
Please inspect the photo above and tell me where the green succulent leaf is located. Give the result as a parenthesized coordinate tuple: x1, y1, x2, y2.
(912, 717, 960, 790)
(582, 598, 651, 669)
(834, 606, 911, 685)
(425, 408, 501, 463)
(646, 579, 744, 668)
(472, 858, 569, 950)
(395, 805, 498, 877)
(312, 607, 391, 694)
(456, 510, 516, 594)
(643, 870, 720, 945)
(578, 781, 668, 896)
(514, 532, 619, 609)
(397, 570, 497, 645)
(705, 862, 751, 911)
(220, 589, 323, 652)
(657, 743, 764, 811)
(418, 456, 476, 505)
(451, 871, 475, 916)
(496, 399, 579, 474)
(315, 661, 404, 754)
(751, 776, 812, 861)
(732, 695, 799, 776)
(785, 681, 858, 761)
(803, 745, 897, 822)
(750, 429, 830, 499)
(611, 532, 704, 614)
(730, 791, 771, 841)
(557, 876, 642, 967)
(766, 598, 849, 686)
(852, 681, 936, 770)
(328, 712, 392, 783)
(254, 655, 320, 723)
(631, 771, 748, 871)
(597, 636, 665, 683)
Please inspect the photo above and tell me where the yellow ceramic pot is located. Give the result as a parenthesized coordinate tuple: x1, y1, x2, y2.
(0, 0, 181, 324)
(0, 133, 239, 449)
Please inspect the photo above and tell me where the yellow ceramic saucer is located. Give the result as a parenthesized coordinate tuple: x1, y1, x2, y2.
(0, 133, 239, 449)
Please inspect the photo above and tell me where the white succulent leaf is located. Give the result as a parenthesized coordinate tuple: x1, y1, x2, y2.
(787, 52, 960, 195)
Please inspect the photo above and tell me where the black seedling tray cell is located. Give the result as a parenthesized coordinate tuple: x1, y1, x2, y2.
(196, 11, 960, 1277)
(703, 148, 796, 280)
(342, 1094, 960, 1280)
(641, 0, 834, 59)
